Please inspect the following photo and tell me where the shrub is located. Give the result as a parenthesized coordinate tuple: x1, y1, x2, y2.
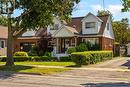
(59, 56, 72, 62)
(71, 51, 113, 66)
(14, 51, 28, 57)
(28, 46, 38, 56)
(67, 47, 76, 54)
(44, 52, 52, 57)
(76, 42, 88, 52)
(31, 56, 56, 61)
(0, 56, 31, 62)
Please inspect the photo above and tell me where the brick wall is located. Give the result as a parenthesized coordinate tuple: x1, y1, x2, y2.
(100, 37, 114, 50)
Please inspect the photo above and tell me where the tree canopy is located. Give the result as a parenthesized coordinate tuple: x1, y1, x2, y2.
(112, 18, 130, 45)
(0, 0, 80, 66)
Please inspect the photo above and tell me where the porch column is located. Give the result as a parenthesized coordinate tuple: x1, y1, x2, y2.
(75, 37, 77, 47)
(56, 38, 59, 53)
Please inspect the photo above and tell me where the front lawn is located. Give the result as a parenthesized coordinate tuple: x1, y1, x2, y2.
(0, 62, 75, 67)
(0, 65, 71, 75)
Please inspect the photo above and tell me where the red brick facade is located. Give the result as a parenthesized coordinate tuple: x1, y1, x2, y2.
(99, 37, 114, 50)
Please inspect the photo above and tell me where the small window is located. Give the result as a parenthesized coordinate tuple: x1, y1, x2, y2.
(54, 24, 59, 29)
(85, 22, 95, 28)
(0, 40, 5, 48)
(107, 23, 109, 30)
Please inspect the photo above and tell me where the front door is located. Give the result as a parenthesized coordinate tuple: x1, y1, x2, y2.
(61, 38, 70, 53)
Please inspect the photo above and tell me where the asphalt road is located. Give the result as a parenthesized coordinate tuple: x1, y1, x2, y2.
(0, 57, 130, 87)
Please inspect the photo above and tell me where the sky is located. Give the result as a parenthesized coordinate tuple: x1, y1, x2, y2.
(13, 0, 130, 22)
(72, 0, 130, 22)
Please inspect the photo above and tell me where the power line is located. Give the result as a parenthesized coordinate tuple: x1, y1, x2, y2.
(102, 0, 105, 10)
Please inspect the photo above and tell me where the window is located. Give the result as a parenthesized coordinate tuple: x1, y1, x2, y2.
(82, 38, 99, 44)
(107, 23, 109, 30)
(85, 22, 95, 28)
(54, 24, 59, 29)
(0, 40, 5, 48)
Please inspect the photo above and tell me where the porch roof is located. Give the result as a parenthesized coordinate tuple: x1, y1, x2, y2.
(52, 25, 78, 38)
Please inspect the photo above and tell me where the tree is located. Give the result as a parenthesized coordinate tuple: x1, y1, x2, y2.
(112, 18, 129, 45)
(0, 16, 8, 26)
(0, 0, 80, 66)
(97, 10, 113, 20)
(121, 0, 130, 12)
(97, 10, 111, 16)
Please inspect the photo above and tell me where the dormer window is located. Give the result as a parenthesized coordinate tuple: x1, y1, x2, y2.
(54, 24, 59, 30)
(50, 24, 59, 30)
(85, 22, 95, 29)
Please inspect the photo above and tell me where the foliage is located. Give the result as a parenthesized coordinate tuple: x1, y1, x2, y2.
(121, 0, 130, 12)
(97, 10, 113, 19)
(76, 42, 88, 52)
(71, 51, 113, 66)
(59, 56, 72, 62)
(67, 47, 77, 54)
(28, 46, 38, 56)
(112, 18, 129, 45)
(14, 51, 28, 57)
(0, 16, 8, 26)
(0, 0, 80, 66)
(0, 56, 31, 62)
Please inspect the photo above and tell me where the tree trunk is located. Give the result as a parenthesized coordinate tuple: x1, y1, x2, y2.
(6, 13, 14, 66)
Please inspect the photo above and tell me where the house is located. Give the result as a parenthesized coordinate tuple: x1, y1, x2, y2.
(1, 13, 115, 56)
(46, 13, 114, 54)
(0, 26, 8, 56)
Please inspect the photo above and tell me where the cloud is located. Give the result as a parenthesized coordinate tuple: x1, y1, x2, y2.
(107, 5, 123, 15)
(91, 4, 124, 15)
(91, 4, 103, 12)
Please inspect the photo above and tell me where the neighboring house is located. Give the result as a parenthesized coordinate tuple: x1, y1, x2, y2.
(0, 26, 8, 56)
(47, 13, 114, 53)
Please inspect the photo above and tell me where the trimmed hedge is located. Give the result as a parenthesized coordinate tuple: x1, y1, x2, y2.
(71, 51, 113, 66)
(14, 52, 28, 57)
(0, 56, 32, 62)
(0, 56, 72, 62)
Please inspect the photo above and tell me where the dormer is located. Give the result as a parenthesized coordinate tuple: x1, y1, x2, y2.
(47, 17, 62, 35)
(82, 13, 103, 34)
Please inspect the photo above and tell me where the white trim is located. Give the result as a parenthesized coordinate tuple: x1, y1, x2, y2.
(82, 12, 103, 22)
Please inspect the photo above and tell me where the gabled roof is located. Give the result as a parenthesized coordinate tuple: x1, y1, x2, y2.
(82, 12, 103, 22)
(67, 17, 83, 33)
(98, 15, 109, 35)
(68, 14, 109, 36)
(0, 26, 8, 39)
(52, 25, 78, 37)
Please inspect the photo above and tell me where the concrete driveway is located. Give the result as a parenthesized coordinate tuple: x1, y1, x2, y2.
(0, 57, 130, 87)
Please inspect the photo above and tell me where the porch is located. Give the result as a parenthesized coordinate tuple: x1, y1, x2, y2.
(53, 37, 78, 54)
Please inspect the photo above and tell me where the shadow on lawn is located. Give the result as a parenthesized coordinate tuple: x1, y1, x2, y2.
(121, 58, 130, 69)
(81, 82, 130, 87)
(0, 65, 33, 79)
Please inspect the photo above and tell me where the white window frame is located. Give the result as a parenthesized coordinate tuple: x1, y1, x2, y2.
(85, 22, 96, 29)
(0, 40, 5, 48)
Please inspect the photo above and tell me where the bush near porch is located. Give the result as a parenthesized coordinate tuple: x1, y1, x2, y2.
(71, 51, 113, 66)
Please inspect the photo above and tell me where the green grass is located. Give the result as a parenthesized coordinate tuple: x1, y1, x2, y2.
(0, 62, 75, 67)
(0, 65, 71, 75)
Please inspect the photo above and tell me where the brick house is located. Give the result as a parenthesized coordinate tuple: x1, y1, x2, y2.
(46, 13, 115, 53)
(0, 26, 8, 56)
(1, 13, 115, 55)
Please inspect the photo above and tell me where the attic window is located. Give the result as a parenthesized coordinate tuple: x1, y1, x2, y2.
(85, 22, 95, 28)
(54, 24, 59, 29)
